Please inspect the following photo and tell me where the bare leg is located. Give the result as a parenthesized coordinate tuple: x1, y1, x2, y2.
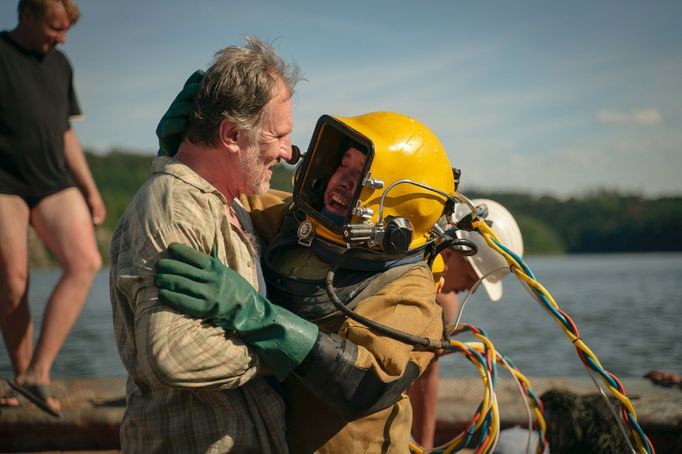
(16, 188, 102, 412)
(0, 194, 32, 407)
(408, 360, 440, 449)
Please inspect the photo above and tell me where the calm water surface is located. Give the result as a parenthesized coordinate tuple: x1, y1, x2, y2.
(1, 253, 681, 379)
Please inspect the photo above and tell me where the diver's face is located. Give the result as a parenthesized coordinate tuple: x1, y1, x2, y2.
(323, 147, 366, 217)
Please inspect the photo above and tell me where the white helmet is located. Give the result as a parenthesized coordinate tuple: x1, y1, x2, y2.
(454, 199, 523, 302)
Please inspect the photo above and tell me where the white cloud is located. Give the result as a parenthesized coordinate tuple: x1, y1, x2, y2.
(597, 108, 663, 126)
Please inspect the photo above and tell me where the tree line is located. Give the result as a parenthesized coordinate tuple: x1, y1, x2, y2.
(464, 188, 682, 254)
(58, 150, 678, 265)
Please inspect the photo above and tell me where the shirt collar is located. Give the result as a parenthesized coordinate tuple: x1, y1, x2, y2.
(152, 156, 228, 205)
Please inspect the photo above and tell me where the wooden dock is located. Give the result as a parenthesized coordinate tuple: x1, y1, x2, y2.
(1, 377, 680, 452)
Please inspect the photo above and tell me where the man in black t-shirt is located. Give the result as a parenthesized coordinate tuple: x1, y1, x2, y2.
(0, 0, 105, 417)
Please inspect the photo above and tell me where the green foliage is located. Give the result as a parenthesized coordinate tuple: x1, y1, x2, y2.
(270, 163, 295, 192)
(83, 150, 682, 260)
(86, 149, 153, 231)
(466, 188, 682, 253)
(515, 215, 566, 254)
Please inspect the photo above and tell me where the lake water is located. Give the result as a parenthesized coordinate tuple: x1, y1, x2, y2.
(1, 253, 681, 380)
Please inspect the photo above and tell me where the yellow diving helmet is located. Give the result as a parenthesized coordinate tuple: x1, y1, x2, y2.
(293, 112, 456, 256)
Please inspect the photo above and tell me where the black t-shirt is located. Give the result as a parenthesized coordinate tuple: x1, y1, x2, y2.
(0, 30, 81, 197)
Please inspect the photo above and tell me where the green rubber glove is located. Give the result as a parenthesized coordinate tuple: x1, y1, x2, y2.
(156, 70, 205, 157)
(155, 242, 319, 380)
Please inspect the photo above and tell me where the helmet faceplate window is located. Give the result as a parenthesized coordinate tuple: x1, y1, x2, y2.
(294, 115, 373, 236)
(294, 112, 455, 252)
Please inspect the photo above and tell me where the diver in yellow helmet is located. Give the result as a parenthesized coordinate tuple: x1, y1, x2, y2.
(250, 112, 455, 453)
(294, 112, 455, 256)
(153, 78, 469, 453)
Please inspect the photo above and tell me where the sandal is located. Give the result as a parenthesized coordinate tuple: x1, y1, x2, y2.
(7, 379, 61, 418)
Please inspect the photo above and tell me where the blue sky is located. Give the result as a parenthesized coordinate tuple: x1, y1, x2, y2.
(2, 1, 681, 197)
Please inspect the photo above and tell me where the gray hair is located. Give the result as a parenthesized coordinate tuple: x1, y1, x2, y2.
(185, 36, 301, 147)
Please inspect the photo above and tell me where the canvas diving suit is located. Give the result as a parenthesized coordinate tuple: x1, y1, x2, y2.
(241, 191, 444, 453)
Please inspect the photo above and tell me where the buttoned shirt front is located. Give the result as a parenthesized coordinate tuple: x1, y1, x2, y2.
(109, 156, 287, 453)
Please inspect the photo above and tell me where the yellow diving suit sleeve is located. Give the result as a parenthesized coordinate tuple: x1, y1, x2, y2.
(239, 190, 292, 243)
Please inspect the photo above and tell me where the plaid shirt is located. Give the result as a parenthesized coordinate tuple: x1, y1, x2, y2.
(109, 157, 287, 453)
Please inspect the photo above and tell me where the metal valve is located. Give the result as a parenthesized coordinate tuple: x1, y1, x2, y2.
(344, 223, 375, 243)
(362, 172, 384, 190)
(351, 204, 374, 220)
(344, 217, 413, 254)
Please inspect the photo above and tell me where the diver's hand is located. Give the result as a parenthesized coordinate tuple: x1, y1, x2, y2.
(156, 70, 204, 157)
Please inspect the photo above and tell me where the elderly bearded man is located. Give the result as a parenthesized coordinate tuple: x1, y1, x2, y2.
(109, 37, 301, 454)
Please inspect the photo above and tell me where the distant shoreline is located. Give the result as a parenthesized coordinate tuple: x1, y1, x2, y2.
(24, 149, 682, 265)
